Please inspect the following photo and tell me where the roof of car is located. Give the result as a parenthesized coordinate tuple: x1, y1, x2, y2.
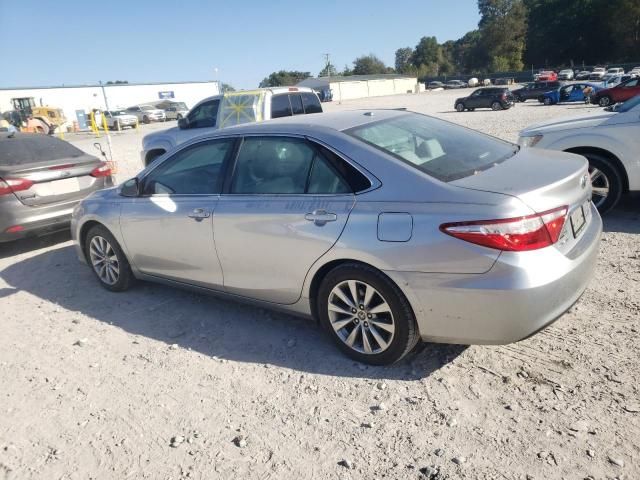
(219, 109, 409, 135)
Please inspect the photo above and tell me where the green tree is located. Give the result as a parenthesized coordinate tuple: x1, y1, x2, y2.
(411, 36, 441, 68)
(395, 47, 414, 73)
(319, 63, 338, 77)
(258, 70, 311, 88)
(478, 0, 528, 71)
(221, 83, 235, 92)
(351, 54, 389, 75)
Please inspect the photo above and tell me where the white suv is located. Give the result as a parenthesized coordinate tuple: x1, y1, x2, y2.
(141, 87, 322, 166)
(519, 96, 640, 213)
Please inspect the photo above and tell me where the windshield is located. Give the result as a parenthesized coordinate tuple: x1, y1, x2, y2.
(346, 113, 517, 182)
(617, 95, 640, 113)
(141, 106, 155, 111)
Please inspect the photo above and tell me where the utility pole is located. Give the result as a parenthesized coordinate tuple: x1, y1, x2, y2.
(98, 81, 114, 165)
(323, 53, 331, 79)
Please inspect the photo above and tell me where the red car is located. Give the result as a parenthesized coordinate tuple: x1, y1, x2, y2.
(592, 77, 640, 107)
(537, 71, 558, 81)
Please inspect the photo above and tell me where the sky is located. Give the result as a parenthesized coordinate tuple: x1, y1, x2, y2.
(0, 0, 480, 90)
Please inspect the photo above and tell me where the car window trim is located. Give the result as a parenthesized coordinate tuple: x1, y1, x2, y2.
(138, 137, 238, 197)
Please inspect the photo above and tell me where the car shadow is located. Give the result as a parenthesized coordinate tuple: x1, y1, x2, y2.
(0, 244, 466, 380)
(602, 193, 640, 234)
(0, 230, 71, 260)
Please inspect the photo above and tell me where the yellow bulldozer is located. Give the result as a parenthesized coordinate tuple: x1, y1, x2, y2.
(10, 97, 67, 134)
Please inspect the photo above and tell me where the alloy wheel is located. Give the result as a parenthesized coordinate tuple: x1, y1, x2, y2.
(327, 280, 395, 355)
(89, 236, 120, 285)
(589, 167, 610, 209)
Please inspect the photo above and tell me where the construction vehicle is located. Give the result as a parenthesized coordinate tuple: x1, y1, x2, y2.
(10, 97, 67, 134)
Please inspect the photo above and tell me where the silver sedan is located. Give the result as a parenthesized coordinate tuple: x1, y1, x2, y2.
(71, 110, 602, 365)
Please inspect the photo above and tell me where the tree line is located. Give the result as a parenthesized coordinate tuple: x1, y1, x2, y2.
(259, 0, 640, 87)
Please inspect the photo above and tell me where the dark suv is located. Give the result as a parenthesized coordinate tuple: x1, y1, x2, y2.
(454, 88, 515, 111)
(511, 81, 563, 102)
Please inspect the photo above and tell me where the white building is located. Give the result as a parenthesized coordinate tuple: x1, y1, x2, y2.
(297, 74, 419, 102)
(0, 81, 220, 129)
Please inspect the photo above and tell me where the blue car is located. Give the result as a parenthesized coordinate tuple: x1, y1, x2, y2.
(540, 83, 602, 105)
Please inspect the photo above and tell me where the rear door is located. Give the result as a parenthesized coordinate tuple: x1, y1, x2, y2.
(119, 138, 235, 288)
(0, 134, 106, 207)
(615, 78, 640, 102)
(214, 136, 356, 304)
(465, 90, 483, 108)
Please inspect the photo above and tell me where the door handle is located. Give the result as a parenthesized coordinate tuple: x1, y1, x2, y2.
(305, 209, 337, 226)
(188, 208, 211, 221)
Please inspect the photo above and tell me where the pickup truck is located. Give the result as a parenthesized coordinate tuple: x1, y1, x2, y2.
(141, 87, 322, 166)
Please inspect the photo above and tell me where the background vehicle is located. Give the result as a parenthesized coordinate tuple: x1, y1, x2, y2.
(602, 74, 634, 88)
(9, 97, 66, 134)
(455, 87, 515, 111)
(0, 133, 113, 242)
(519, 95, 640, 213)
(630, 67, 640, 77)
(589, 67, 606, 80)
(541, 83, 602, 105)
(607, 67, 625, 76)
(427, 81, 445, 89)
(558, 69, 575, 80)
(591, 77, 640, 107)
(73, 110, 601, 365)
(155, 101, 189, 120)
(576, 70, 591, 80)
(125, 105, 166, 124)
(444, 80, 466, 89)
(537, 71, 557, 81)
(512, 81, 562, 102)
(101, 110, 137, 130)
(142, 87, 322, 166)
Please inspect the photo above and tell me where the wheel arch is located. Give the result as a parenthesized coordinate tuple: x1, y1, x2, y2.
(144, 148, 167, 166)
(79, 220, 106, 261)
(565, 146, 629, 193)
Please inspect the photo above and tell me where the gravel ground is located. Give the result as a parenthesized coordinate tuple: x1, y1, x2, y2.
(0, 89, 638, 480)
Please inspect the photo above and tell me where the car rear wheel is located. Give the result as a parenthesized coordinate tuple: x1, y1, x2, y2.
(543, 97, 553, 105)
(113, 120, 121, 131)
(491, 101, 503, 111)
(598, 96, 612, 107)
(455, 103, 465, 112)
(318, 263, 419, 365)
(583, 153, 623, 213)
(85, 225, 135, 292)
(142, 115, 150, 124)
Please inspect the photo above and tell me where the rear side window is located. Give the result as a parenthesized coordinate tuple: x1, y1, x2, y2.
(301, 92, 322, 114)
(271, 95, 292, 119)
(346, 113, 517, 182)
(0, 134, 86, 166)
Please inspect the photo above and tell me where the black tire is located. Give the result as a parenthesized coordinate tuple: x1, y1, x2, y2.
(515, 95, 523, 102)
(491, 101, 503, 111)
(537, 95, 545, 103)
(317, 263, 419, 365)
(581, 152, 624, 214)
(176, 114, 183, 120)
(455, 103, 465, 112)
(85, 225, 135, 292)
(543, 97, 552, 105)
(598, 96, 612, 107)
(468, 108, 475, 111)
(142, 115, 150, 124)
(113, 120, 120, 131)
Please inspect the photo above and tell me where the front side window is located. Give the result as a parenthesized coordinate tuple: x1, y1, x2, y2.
(187, 99, 220, 128)
(142, 139, 233, 195)
(346, 113, 516, 182)
(622, 79, 639, 88)
(270, 95, 292, 119)
(230, 137, 353, 195)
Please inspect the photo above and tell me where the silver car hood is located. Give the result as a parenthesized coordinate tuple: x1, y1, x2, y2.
(451, 147, 589, 213)
(521, 112, 616, 136)
(143, 126, 180, 149)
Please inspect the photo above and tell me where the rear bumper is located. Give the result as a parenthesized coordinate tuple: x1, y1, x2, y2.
(386, 203, 602, 345)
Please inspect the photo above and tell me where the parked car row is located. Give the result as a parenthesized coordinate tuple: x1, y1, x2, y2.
(454, 87, 515, 111)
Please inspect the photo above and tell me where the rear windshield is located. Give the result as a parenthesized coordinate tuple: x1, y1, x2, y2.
(346, 113, 517, 182)
(0, 133, 86, 166)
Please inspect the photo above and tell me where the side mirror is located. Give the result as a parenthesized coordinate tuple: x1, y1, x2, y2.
(120, 178, 140, 197)
(178, 117, 189, 129)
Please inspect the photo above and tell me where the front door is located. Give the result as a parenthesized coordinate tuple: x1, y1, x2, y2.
(214, 136, 355, 304)
(119, 138, 235, 288)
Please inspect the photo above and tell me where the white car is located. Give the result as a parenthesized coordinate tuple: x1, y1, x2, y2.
(558, 69, 575, 80)
(125, 105, 166, 124)
(589, 67, 606, 80)
(141, 87, 322, 166)
(607, 67, 625, 76)
(519, 95, 640, 213)
(101, 110, 137, 130)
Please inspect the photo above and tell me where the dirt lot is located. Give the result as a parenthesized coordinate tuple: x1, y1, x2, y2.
(1, 90, 638, 480)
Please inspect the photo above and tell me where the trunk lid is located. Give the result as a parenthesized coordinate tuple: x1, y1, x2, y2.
(451, 148, 593, 253)
(0, 133, 105, 206)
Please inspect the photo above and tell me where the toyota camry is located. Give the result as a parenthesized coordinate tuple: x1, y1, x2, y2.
(71, 110, 601, 365)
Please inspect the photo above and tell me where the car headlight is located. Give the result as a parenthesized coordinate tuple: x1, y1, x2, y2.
(518, 134, 543, 148)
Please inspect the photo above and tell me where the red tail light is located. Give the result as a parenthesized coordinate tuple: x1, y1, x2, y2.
(0, 177, 34, 196)
(90, 162, 112, 178)
(440, 206, 568, 252)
